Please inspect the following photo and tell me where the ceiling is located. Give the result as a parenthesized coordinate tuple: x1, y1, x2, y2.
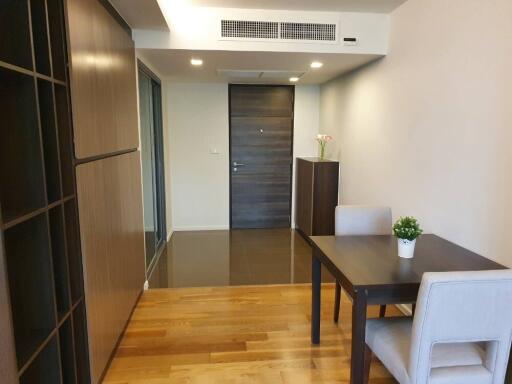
(108, 0, 407, 30)
(137, 49, 382, 84)
(182, 0, 407, 13)
(109, 0, 169, 30)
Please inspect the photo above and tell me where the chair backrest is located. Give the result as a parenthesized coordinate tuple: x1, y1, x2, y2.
(334, 205, 392, 236)
(409, 270, 512, 384)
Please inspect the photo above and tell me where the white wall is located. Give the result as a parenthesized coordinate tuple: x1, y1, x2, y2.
(292, 86, 321, 226)
(320, 0, 512, 267)
(166, 83, 319, 231)
(167, 83, 230, 230)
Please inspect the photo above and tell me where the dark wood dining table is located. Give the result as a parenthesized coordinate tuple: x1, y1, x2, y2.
(309, 234, 506, 384)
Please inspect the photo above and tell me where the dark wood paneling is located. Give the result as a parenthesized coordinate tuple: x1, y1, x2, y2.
(0, 68, 45, 223)
(66, 0, 139, 159)
(295, 158, 313, 236)
(230, 85, 294, 229)
(4, 213, 56, 368)
(30, 0, 51, 76)
(76, 151, 145, 383)
(37, 79, 62, 204)
(73, 301, 91, 384)
(1, 0, 89, 381)
(0, 0, 32, 69)
(295, 158, 339, 237)
(313, 161, 339, 235)
(55, 84, 75, 197)
(19, 336, 61, 384)
(230, 86, 294, 117)
(0, 229, 18, 384)
(47, 0, 67, 81)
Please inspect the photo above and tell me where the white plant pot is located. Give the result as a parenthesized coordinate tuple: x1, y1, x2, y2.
(397, 238, 416, 259)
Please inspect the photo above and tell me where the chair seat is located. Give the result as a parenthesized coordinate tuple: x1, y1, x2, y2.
(366, 317, 489, 384)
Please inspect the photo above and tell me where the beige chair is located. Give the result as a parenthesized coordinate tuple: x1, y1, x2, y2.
(334, 205, 392, 323)
(365, 270, 512, 384)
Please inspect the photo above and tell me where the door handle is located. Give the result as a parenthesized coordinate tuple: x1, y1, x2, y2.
(233, 162, 246, 167)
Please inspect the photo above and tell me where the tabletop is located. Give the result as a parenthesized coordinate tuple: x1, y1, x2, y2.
(310, 234, 506, 290)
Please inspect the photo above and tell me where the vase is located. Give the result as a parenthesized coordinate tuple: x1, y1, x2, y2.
(319, 144, 326, 160)
(397, 238, 416, 259)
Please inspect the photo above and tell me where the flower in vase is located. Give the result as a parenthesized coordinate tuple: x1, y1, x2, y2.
(316, 134, 333, 160)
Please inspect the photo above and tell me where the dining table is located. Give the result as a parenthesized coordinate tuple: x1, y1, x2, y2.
(309, 234, 506, 384)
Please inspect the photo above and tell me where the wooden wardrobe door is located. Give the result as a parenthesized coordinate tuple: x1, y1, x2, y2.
(76, 151, 145, 383)
(66, 0, 139, 159)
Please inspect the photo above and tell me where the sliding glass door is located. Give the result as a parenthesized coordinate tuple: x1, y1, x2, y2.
(138, 63, 166, 271)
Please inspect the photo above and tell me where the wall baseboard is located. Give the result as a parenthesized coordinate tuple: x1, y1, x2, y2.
(172, 225, 230, 231)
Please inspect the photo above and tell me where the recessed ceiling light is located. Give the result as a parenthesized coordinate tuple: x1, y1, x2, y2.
(191, 58, 203, 66)
(310, 61, 323, 69)
(289, 77, 300, 82)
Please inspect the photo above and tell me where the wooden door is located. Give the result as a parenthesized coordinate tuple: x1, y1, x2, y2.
(230, 85, 294, 229)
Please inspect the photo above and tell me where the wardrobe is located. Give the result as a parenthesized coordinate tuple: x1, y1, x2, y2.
(0, 0, 146, 383)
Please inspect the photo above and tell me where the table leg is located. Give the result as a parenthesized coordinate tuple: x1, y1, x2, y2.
(311, 251, 321, 344)
(351, 289, 368, 384)
(379, 305, 386, 318)
(334, 282, 341, 323)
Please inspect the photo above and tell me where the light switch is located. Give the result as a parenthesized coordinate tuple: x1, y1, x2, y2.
(209, 147, 220, 155)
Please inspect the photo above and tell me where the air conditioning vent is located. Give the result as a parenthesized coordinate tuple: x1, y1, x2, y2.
(280, 22, 336, 41)
(221, 20, 279, 39)
(220, 20, 338, 43)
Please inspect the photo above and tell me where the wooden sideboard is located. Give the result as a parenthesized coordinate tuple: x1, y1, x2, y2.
(295, 158, 339, 238)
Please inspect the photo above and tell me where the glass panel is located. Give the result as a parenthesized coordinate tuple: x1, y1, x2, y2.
(0, 0, 32, 69)
(138, 71, 157, 267)
(152, 80, 165, 248)
(4, 213, 56, 367)
(0, 68, 46, 223)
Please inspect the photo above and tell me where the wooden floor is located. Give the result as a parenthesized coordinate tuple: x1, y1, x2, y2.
(103, 284, 398, 383)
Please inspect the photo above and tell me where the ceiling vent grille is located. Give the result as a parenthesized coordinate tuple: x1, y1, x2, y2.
(280, 22, 336, 41)
(221, 20, 279, 39)
(220, 20, 338, 43)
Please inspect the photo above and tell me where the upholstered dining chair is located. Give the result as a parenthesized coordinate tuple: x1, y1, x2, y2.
(334, 205, 392, 323)
(364, 270, 512, 384)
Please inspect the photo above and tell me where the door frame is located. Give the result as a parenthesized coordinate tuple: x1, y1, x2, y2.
(228, 84, 295, 229)
(137, 60, 167, 273)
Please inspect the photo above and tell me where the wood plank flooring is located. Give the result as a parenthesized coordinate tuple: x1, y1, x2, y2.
(103, 284, 399, 384)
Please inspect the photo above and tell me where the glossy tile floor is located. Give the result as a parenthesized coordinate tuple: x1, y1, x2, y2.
(148, 229, 335, 289)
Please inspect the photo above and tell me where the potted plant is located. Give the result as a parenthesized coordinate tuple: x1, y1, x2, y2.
(393, 216, 423, 258)
(316, 134, 333, 160)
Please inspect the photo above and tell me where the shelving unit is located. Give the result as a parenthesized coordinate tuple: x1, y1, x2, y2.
(0, 0, 89, 383)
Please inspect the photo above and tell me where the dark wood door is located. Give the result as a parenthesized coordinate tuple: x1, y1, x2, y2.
(230, 85, 294, 229)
